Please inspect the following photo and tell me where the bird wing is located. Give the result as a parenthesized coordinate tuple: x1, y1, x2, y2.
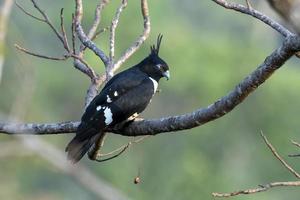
(66, 75, 155, 163)
(77, 69, 154, 141)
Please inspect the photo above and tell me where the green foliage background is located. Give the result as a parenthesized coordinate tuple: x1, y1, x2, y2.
(1, 0, 300, 199)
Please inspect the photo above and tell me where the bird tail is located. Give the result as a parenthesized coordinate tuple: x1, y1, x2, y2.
(65, 128, 101, 164)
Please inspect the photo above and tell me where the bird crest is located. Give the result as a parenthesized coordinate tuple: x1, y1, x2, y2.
(150, 34, 163, 55)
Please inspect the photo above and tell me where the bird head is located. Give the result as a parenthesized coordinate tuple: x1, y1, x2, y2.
(139, 34, 170, 81)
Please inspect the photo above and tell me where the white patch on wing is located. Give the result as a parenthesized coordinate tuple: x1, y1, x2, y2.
(96, 106, 102, 111)
(114, 91, 118, 96)
(149, 77, 158, 93)
(106, 95, 112, 103)
(104, 107, 113, 125)
(128, 112, 138, 121)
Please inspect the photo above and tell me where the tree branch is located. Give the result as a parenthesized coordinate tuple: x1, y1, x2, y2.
(212, 181, 300, 197)
(113, 0, 150, 71)
(74, 0, 109, 66)
(1, 35, 300, 136)
(261, 132, 300, 179)
(109, 0, 128, 62)
(212, 0, 294, 37)
(212, 133, 300, 197)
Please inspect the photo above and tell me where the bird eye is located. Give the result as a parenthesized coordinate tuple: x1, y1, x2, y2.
(155, 64, 162, 69)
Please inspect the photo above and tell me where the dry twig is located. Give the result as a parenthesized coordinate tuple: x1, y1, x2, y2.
(212, 0, 293, 37)
(92, 136, 149, 162)
(261, 132, 300, 179)
(212, 181, 300, 197)
(212, 132, 300, 197)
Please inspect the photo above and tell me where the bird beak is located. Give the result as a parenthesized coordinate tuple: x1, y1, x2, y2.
(162, 70, 170, 80)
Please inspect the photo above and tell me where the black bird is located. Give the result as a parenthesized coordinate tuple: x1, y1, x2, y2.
(66, 35, 170, 163)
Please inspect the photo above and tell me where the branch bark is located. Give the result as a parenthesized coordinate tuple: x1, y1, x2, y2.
(1, 35, 300, 136)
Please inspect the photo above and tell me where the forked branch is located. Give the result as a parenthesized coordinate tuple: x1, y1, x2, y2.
(212, 0, 294, 37)
(1, 35, 300, 136)
(2, 0, 300, 167)
(212, 133, 300, 197)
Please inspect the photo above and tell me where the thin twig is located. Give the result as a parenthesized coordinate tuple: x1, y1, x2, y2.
(288, 140, 300, 157)
(212, 181, 300, 197)
(15, 44, 68, 61)
(60, 8, 70, 52)
(113, 0, 150, 71)
(80, 27, 109, 53)
(109, 0, 128, 61)
(99, 136, 149, 157)
(71, 14, 76, 54)
(94, 143, 129, 162)
(87, 0, 107, 39)
(30, 0, 68, 50)
(291, 140, 300, 148)
(15, 1, 45, 22)
(261, 132, 300, 179)
(79, 0, 110, 53)
(74, 0, 109, 65)
(213, 133, 300, 197)
(212, 0, 293, 37)
(94, 136, 149, 162)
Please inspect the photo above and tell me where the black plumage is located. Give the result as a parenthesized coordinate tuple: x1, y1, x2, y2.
(66, 35, 170, 163)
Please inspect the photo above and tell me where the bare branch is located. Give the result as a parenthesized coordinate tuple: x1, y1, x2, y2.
(288, 140, 300, 157)
(60, 8, 71, 52)
(261, 132, 300, 179)
(109, 0, 128, 61)
(92, 136, 149, 162)
(29, 0, 69, 51)
(291, 140, 300, 148)
(84, 0, 109, 49)
(2, 36, 300, 136)
(15, 43, 99, 81)
(74, 0, 109, 65)
(212, 181, 300, 197)
(87, 0, 107, 39)
(213, 133, 300, 197)
(71, 14, 76, 54)
(212, 0, 294, 37)
(15, 1, 45, 22)
(14, 44, 68, 60)
(113, 0, 151, 71)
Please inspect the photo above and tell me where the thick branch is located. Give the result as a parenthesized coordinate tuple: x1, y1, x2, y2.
(1, 36, 300, 136)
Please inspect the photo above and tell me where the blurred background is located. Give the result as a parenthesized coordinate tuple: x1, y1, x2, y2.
(1, 0, 300, 199)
